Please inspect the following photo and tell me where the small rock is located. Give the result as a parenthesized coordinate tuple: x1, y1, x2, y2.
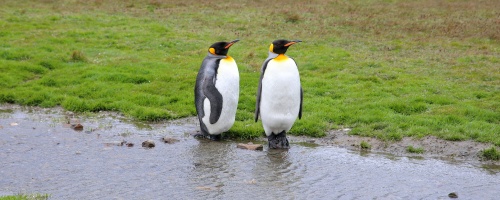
(162, 137, 180, 144)
(126, 143, 134, 147)
(448, 192, 458, 198)
(237, 142, 263, 151)
(104, 140, 126, 146)
(142, 140, 155, 148)
(195, 186, 212, 191)
(10, 122, 18, 126)
(72, 123, 84, 131)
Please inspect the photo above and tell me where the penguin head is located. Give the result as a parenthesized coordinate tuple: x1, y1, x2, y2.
(269, 39, 302, 54)
(208, 39, 240, 56)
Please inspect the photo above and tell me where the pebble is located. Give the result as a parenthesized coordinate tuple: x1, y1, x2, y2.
(162, 137, 180, 144)
(448, 192, 458, 198)
(142, 140, 155, 148)
(237, 142, 263, 151)
(104, 140, 126, 146)
(72, 123, 83, 131)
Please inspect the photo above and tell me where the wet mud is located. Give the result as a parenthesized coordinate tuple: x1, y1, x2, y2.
(289, 128, 498, 164)
(1, 104, 499, 199)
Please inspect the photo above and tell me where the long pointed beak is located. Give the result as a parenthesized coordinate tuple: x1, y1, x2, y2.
(224, 39, 240, 49)
(284, 40, 302, 47)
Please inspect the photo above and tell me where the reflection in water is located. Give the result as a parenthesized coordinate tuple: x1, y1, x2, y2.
(256, 150, 298, 197)
(189, 139, 233, 198)
(260, 149, 303, 197)
(481, 164, 500, 175)
(1, 105, 499, 199)
(187, 140, 309, 199)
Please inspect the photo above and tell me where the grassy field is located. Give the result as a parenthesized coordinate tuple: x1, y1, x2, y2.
(1, 0, 499, 145)
(0, 193, 49, 200)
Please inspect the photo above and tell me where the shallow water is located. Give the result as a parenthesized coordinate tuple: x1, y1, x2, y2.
(1, 105, 499, 199)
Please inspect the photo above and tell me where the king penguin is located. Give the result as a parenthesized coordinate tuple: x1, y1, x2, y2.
(195, 39, 240, 140)
(255, 39, 303, 149)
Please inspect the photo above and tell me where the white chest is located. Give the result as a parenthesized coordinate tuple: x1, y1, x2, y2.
(262, 59, 301, 97)
(216, 58, 239, 95)
(259, 57, 301, 135)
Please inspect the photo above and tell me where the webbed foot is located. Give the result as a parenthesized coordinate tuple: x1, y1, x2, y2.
(268, 131, 289, 149)
(208, 134, 222, 141)
(193, 132, 222, 141)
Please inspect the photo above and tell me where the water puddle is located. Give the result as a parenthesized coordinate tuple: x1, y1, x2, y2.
(1, 105, 499, 199)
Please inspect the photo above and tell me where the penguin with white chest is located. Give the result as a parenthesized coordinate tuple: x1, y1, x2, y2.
(255, 39, 303, 149)
(195, 40, 240, 140)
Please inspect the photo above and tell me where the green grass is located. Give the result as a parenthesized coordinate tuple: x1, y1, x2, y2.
(406, 146, 425, 154)
(360, 141, 371, 149)
(0, 0, 499, 145)
(480, 147, 500, 161)
(0, 194, 49, 200)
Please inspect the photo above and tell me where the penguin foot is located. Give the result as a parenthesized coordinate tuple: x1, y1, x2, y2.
(193, 132, 222, 141)
(208, 134, 222, 141)
(193, 133, 207, 139)
(268, 131, 289, 149)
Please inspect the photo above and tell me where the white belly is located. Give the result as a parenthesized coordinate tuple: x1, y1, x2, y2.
(202, 58, 239, 135)
(260, 58, 301, 136)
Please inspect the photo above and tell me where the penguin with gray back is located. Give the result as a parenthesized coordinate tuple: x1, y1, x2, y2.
(195, 40, 240, 140)
(255, 39, 303, 149)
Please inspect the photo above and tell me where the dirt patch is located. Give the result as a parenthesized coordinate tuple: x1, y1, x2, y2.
(1, 104, 497, 165)
(287, 128, 499, 165)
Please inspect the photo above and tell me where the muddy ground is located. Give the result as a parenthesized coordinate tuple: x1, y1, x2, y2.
(288, 129, 498, 164)
(1, 104, 498, 166)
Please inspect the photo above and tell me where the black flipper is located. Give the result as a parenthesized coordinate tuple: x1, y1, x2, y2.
(195, 56, 224, 131)
(255, 58, 272, 122)
(299, 86, 303, 119)
(290, 57, 303, 120)
(202, 72, 223, 124)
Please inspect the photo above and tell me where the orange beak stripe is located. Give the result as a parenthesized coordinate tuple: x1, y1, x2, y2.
(224, 43, 234, 49)
(284, 42, 296, 47)
(224, 39, 240, 49)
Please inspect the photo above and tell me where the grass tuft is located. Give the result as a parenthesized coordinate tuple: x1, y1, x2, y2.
(70, 50, 87, 62)
(0, 193, 50, 200)
(360, 141, 371, 149)
(285, 13, 301, 23)
(407, 146, 425, 154)
(479, 147, 500, 161)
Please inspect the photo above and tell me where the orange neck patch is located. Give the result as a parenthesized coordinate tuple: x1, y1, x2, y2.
(274, 54, 287, 61)
(223, 55, 234, 62)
